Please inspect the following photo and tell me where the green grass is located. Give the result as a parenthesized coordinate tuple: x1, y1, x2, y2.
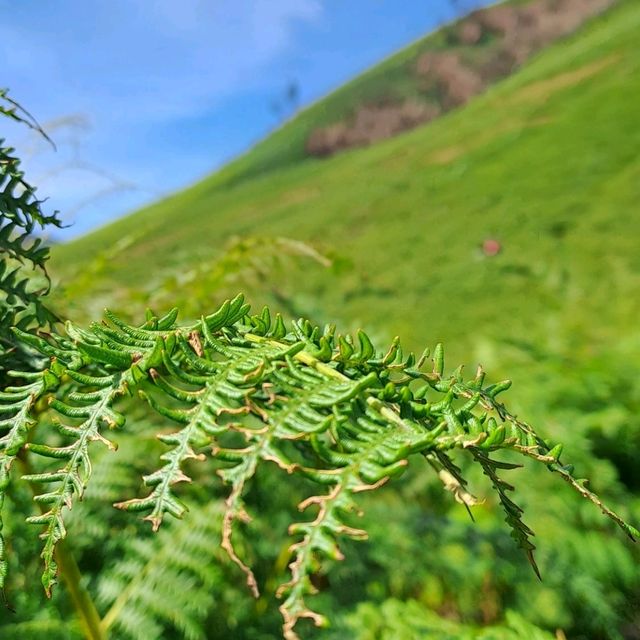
(51, 0, 640, 368)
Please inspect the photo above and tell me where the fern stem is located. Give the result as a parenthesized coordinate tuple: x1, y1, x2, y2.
(243, 333, 347, 382)
(245, 333, 416, 430)
(55, 540, 107, 640)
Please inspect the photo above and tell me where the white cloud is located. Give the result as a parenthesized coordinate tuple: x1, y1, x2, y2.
(1, 0, 322, 128)
(0, 0, 323, 236)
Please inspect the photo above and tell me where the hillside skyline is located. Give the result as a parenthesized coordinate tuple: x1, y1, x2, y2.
(0, 0, 486, 239)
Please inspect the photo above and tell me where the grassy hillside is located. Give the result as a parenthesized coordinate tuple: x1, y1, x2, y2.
(52, 0, 639, 370)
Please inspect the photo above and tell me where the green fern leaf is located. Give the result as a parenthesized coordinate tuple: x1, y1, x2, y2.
(1, 296, 636, 639)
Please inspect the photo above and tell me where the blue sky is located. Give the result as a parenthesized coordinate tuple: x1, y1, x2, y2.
(0, 0, 488, 240)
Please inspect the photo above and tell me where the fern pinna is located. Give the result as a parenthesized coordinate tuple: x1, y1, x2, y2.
(0, 294, 637, 639)
(0, 89, 61, 376)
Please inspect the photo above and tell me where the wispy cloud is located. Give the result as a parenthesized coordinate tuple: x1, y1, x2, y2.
(0, 0, 322, 236)
(1, 0, 322, 126)
(0, 0, 468, 239)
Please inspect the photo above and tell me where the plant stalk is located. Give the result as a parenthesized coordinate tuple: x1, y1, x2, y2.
(55, 540, 107, 640)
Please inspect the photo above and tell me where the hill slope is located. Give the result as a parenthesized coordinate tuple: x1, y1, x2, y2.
(51, 0, 640, 366)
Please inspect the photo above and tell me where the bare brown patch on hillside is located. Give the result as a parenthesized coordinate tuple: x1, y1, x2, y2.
(416, 52, 485, 108)
(306, 101, 440, 157)
(306, 0, 617, 158)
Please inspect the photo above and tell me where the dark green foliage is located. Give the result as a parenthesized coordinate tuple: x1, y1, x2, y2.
(473, 336, 640, 638)
(97, 500, 227, 640)
(1, 295, 636, 639)
(331, 600, 555, 640)
(0, 619, 82, 639)
(0, 88, 62, 375)
(0, 102, 64, 599)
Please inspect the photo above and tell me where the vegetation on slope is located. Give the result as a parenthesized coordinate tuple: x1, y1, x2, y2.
(34, 1, 640, 637)
(52, 0, 640, 363)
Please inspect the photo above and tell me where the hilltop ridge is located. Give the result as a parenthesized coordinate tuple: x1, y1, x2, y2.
(305, 0, 616, 158)
(51, 0, 639, 364)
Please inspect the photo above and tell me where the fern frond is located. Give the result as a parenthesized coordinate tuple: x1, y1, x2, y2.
(470, 448, 539, 578)
(334, 599, 555, 640)
(1, 95, 61, 374)
(23, 374, 126, 594)
(278, 407, 422, 636)
(0, 330, 82, 590)
(98, 500, 226, 640)
(114, 298, 262, 531)
(425, 451, 481, 517)
(4, 312, 174, 594)
(2, 295, 637, 639)
(0, 372, 47, 588)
